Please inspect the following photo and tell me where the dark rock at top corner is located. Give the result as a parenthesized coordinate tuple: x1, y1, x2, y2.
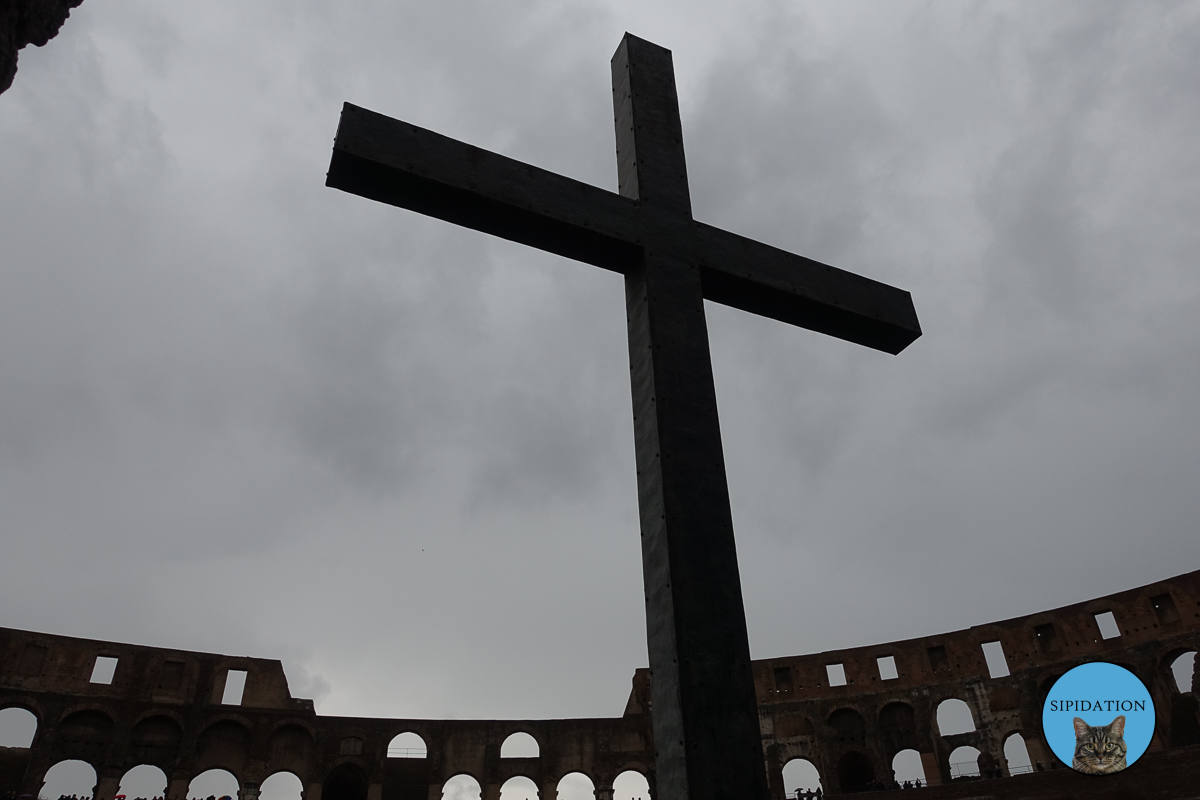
(0, 0, 86, 95)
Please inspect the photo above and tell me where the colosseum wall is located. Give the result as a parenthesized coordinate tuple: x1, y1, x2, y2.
(2, 570, 1198, 800)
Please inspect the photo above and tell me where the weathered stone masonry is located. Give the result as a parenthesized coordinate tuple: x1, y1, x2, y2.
(2, 569, 1198, 800)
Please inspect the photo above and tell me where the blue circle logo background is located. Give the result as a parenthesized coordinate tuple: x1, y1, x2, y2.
(1042, 662, 1155, 771)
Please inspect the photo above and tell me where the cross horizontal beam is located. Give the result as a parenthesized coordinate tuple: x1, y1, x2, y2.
(327, 102, 921, 354)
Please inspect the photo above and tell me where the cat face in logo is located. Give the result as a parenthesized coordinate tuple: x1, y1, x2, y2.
(1072, 715, 1127, 774)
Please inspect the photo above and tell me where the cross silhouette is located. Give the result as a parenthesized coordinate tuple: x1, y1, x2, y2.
(326, 33, 920, 800)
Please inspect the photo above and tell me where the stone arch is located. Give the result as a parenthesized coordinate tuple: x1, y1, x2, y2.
(260, 771, 304, 800)
(441, 774, 482, 800)
(1003, 733, 1033, 775)
(948, 745, 980, 779)
(612, 770, 649, 800)
(0, 706, 38, 748)
(188, 768, 240, 799)
(827, 708, 866, 745)
(266, 725, 316, 779)
(935, 698, 975, 736)
(781, 758, 822, 796)
(194, 720, 253, 776)
(878, 702, 918, 754)
(387, 731, 427, 759)
(323, 762, 368, 800)
(55, 709, 116, 765)
(127, 715, 183, 770)
(836, 751, 874, 793)
(41, 759, 97, 799)
(499, 776, 537, 800)
(500, 732, 539, 758)
(554, 772, 594, 800)
(890, 749, 925, 786)
(117, 763, 168, 799)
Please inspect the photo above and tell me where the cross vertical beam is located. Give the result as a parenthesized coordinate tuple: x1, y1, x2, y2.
(614, 37, 769, 800)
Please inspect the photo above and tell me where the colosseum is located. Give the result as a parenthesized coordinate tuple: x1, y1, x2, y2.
(2, 569, 1197, 800)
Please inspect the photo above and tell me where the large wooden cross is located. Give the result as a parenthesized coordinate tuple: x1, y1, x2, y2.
(326, 33, 920, 800)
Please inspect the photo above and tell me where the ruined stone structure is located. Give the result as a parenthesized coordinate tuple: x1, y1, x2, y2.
(2, 570, 1198, 800)
(0, 0, 85, 94)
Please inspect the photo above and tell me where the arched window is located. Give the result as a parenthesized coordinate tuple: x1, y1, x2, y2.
(118, 764, 168, 799)
(1003, 733, 1033, 775)
(266, 725, 315, 777)
(194, 721, 252, 775)
(612, 770, 649, 800)
(499, 776, 537, 800)
(781, 758, 822, 797)
(0, 707, 37, 748)
(948, 746, 980, 779)
(1170, 651, 1196, 693)
(57, 710, 115, 763)
(500, 732, 539, 758)
(41, 760, 97, 799)
(128, 716, 183, 770)
(188, 768, 239, 800)
(387, 731, 427, 758)
(323, 763, 367, 800)
(441, 774, 482, 800)
(936, 699, 975, 736)
(261, 772, 304, 800)
(890, 749, 926, 786)
(555, 772, 594, 800)
(879, 703, 917, 752)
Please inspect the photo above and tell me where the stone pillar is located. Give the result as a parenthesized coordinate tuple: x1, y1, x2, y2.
(918, 753, 941, 787)
(1024, 737, 1053, 771)
(483, 783, 501, 800)
(95, 771, 122, 800)
(367, 784, 383, 800)
(763, 746, 786, 800)
(593, 784, 613, 800)
(167, 777, 190, 800)
(306, 783, 323, 800)
(426, 782, 442, 800)
(541, 779, 557, 800)
(238, 783, 261, 800)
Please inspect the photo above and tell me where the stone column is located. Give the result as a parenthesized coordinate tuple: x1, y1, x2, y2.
(306, 783, 323, 800)
(238, 783, 261, 800)
(541, 779, 557, 800)
(95, 771, 122, 800)
(366, 784, 383, 800)
(166, 777, 190, 800)
(426, 782, 442, 800)
(593, 785, 613, 800)
(918, 753, 941, 787)
(483, 783, 501, 800)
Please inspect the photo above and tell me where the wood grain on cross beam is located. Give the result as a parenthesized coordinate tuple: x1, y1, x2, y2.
(327, 104, 920, 355)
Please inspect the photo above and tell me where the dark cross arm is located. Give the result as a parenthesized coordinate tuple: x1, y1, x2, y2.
(327, 102, 920, 355)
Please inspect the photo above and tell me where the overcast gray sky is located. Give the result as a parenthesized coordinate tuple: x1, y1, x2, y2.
(1, 0, 1198, 723)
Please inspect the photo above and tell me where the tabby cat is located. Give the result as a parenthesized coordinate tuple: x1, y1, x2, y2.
(1072, 715, 1127, 774)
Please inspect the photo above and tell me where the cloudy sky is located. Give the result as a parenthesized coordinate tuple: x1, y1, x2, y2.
(1, 1, 1198, 724)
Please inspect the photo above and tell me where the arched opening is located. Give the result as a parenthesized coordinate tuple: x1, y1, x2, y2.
(935, 699, 975, 736)
(500, 732, 539, 759)
(260, 772, 304, 800)
(555, 772, 594, 800)
(948, 746, 980, 780)
(0, 707, 38, 748)
(890, 749, 926, 786)
(323, 763, 367, 800)
(387, 732, 427, 759)
(836, 752, 874, 793)
(188, 768, 239, 800)
(129, 716, 183, 770)
(1003, 733, 1033, 775)
(612, 770, 649, 800)
(827, 709, 866, 745)
(879, 703, 918, 753)
(266, 726, 315, 779)
(194, 721, 252, 775)
(117, 764, 167, 799)
(781, 758, 822, 797)
(1170, 651, 1196, 693)
(41, 760, 97, 799)
(440, 774, 481, 800)
(56, 710, 115, 764)
(499, 777, 537, 800)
